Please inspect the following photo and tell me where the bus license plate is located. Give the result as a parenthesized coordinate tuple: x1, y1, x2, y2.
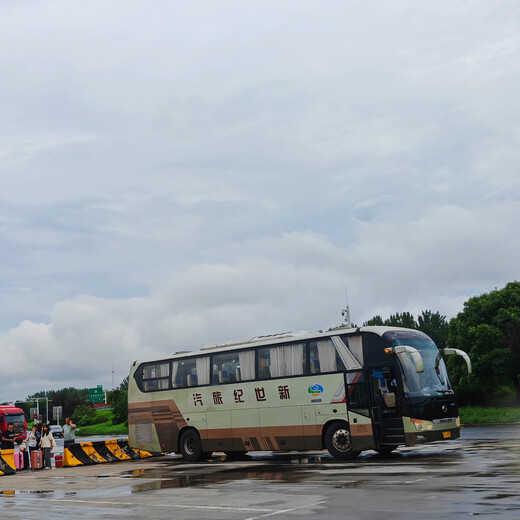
(442, 431, 451, 439)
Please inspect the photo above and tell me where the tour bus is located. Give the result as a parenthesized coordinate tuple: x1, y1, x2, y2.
(128, 326, 471, 461)
(0, 405, 27, 445)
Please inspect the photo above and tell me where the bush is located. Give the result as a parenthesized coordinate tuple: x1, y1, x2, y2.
(72, 404, 96, 426)
(109, 388, 128, 425)
(93, 414, 108, 424)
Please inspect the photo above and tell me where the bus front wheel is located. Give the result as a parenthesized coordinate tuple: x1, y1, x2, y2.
(179, 429, 209, 462)
(325, 422, 360, 461)
(375, 445, 399, 456)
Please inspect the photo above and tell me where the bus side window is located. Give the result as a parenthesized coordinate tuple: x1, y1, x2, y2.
(142, 362, 171, 391)
(212, 352, 240, 384)
(258, 343, 305, 378)
(258, 350, 271, 379)
(174, 359, 197, 388)
(310, 339, 345, 374)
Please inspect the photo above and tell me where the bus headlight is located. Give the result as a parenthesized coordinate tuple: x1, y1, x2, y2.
(411, 418, 434, 431)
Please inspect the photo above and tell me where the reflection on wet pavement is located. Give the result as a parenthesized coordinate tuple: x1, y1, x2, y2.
(1, 425, 519, 520)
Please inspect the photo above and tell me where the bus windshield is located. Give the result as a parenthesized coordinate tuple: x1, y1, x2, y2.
(391, 338, 452, 396)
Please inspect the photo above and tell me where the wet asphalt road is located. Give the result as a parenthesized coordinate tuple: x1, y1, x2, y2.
(1, 424, 519, 519)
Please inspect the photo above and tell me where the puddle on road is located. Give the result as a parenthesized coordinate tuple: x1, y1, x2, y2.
(128, 463, 313, 493)
(3, 436, 512, 498)
(0, 449, 465, 498)
(120, 450, 463, 493)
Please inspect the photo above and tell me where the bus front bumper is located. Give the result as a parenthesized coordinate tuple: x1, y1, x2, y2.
(403, 416, 460, 446)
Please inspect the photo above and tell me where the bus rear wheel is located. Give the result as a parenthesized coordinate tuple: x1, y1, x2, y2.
(179, 429, 210, 462)
(325, 421, 360, 461)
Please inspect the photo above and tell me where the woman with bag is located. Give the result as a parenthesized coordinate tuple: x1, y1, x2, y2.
(26, 424, 41, 468)
(39, 424, 55, 470)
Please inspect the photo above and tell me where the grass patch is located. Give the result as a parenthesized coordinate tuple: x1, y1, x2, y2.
(76, 422, 128, 436)
(75, 409, 128, 437)
(460, 406, 520, 425)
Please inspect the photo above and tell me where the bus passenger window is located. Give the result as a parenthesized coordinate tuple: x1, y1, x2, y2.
(141, 362, 171, 392)
(174, 359, 196, 388)
(309, 339, 346, 374)
(171, 357, 209, 388)
(212, 352, 241, 384)
(258, 352, 271, 379)
(258, 343, 306, 378)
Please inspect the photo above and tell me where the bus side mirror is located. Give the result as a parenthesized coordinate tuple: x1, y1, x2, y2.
(443, 348, 472, 374)
(385, 346, 424, 373)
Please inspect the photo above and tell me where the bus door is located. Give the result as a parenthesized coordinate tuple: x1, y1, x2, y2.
(345, 369, 374, 451)
(369, 366, 404, 447)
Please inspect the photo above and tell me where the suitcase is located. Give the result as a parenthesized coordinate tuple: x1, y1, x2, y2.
(23, 449, 29, 470)
(30, 449, 43, 469)
(14, 451, 24, 470)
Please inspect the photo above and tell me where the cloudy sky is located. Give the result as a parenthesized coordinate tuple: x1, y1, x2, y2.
(1, 1, 519, 402)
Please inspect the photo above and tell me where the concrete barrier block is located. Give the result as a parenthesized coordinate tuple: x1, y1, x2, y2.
(63, 438, 157, 467)
(0, 449, 16, 476)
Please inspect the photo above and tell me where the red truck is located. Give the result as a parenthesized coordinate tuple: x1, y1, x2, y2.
(0, 405, 27, 445)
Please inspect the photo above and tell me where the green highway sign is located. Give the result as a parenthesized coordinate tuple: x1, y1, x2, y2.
(89, 385, 104, 403)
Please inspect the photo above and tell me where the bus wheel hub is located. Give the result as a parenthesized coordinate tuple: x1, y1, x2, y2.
(332, 429, 351, 452)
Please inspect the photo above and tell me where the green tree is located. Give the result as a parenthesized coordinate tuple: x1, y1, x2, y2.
(447, 281, 520, 405)
(502, 318, 520, 402)
(363, 315, 384, 326)
(72, 403, 96, 426)
(108, 377, 128, 425)
(364, 310, 449, 349)
(364, 312, 418, 329)
(386, 312, 417, 329)
(28, 387, 89, 420)
(417, 310, 449, 349)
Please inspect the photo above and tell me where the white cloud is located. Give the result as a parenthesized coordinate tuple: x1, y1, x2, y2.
(1, 1, 520, 401)
(3, 201, 520, 401)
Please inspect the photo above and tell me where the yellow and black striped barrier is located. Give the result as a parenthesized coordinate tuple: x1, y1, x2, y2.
(0, 449, 16, 476)
(63, 438, 157, 467)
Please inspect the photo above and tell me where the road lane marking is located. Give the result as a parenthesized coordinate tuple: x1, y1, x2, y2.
(242, 500, 327, 520)
(24, 498, 274, 513)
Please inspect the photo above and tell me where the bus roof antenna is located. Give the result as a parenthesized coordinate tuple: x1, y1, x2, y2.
(341, 288, 353, 327)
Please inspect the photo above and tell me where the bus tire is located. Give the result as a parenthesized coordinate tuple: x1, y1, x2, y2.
(324, 421, 359, 461)
(375, 445, 399, 456)
(179, 429, 205, 462)
(224, 451, 248, 460)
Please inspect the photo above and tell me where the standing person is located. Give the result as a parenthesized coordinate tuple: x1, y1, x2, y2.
(63, 417, 76, 446)
(26, 424, 41, 461)
(38, 424, 55, 469)
(1, 423, 15, 450)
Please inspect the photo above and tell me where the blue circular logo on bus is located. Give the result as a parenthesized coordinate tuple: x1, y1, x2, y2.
(308, 384, 324, 396)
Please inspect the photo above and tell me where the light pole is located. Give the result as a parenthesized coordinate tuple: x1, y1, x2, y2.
(28, 396, 51, 423)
